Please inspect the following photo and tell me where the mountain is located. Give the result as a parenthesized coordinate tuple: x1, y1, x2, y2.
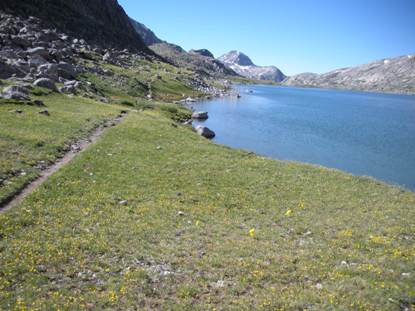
(129, 18, 163, 46)
(150, 43, 236, 77)
(218, 51, 286, 82)
(0, 0, 150, 53)
(283, 54, 415, 94)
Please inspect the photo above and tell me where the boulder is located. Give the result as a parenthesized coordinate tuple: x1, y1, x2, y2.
(0, 59, 27, 78)
(38, 63, 58, 76)
(11, 35, 31, 48)
(33, 78, 57, 91)
(192, 111, 208, 120)
(103, 52, 115, 63)
(27, 47, 50, 59)
(195, 126, 215, 139)
(57, 62, 76, 79)
(1, 85, 30, 100)
(28, 54, 47, 67)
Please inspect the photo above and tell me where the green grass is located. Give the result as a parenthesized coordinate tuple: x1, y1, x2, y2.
(80, 59, 203, 103)
(0, 93, 120, 205)
(1, 108, 414, 310)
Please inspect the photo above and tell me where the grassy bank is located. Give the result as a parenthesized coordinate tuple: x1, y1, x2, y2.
(1, 97, 414, 310)
(0, 93, 121, 206)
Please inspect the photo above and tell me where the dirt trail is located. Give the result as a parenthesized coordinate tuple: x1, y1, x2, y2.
(0, 112, 127, 213)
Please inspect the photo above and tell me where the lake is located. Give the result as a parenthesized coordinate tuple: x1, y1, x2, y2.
(192, 85, 415, 191)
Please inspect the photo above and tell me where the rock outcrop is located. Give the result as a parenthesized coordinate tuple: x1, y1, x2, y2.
(218, 51, 286, 82)
(282, 55, 415, 94)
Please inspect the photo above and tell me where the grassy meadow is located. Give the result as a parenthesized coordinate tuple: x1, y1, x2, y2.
(0, 90, 414, 309)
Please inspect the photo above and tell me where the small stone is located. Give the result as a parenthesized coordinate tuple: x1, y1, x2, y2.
(402, 273, 411, 277)
(38, 109, 50, 116)
(36, 265, 47, 272)
(156, 146, 162, 150)
(119, 200, 128, 206)
(178, 211, 185, 216)
(213, 280, 225, 288)
(9, 109, 23, 114)
(33, 100, 45, 106)
(315, 283, 323, 290)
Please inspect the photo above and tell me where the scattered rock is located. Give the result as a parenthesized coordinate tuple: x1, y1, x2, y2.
(178, 211, 185, 216)
(38, 63, 58, 77)
(195, 125, 215, 139)
(1, 85, 30, 100)
(38, 109, 50, 116)
(57, 62, 76, 79)
(191, 111, 208, 120)
(33, 99, 45, 106)
(36, 265, 47, 272)
(34, 78, 57, 91)
(119, 200, 128, 206)
(27, 47, 50, 60)
(9, 109, 23, 114)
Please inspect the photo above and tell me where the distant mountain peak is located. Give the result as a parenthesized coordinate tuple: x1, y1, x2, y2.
(218, 51, 285, 82)
(219, 51, 255, 66)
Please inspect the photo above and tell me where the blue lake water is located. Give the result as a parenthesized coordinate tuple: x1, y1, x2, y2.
(192, 85, 415, 191)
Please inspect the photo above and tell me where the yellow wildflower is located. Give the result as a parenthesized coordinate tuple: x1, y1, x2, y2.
(249, 228, 255, 237)
(285, 209, 293, 216)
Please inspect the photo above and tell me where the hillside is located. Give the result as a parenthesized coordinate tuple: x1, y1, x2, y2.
(150, 43, 237, 77)
(127, 18, 237, 78)
(219, 50, 286, 82)
(0, 0, 150, 53)
(283, 54, 415, 94)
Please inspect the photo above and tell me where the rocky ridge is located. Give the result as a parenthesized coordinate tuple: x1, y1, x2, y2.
(129, 18, 163, 46)
(282, 55, 415, 94)
(0, 0, 150, 53)
(218, 50, 286, 82)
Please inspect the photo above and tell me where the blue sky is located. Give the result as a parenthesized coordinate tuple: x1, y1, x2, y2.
(119, 0, 415, 75)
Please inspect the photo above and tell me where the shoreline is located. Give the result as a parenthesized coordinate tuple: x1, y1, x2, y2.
(183, 83, 415, 192)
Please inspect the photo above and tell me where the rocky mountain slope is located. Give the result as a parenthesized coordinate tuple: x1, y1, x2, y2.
(149, 43, 237, 77)
(0, 0, 150, 53)
(189, 49, 215, 58)
(129, 18, 163, 46)
(283, 54, 415, 94)
(128, 18, 237, 78)
(219, 50, 286, 82)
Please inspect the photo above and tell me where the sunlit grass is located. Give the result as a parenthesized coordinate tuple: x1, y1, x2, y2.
(1, 108, 414, 310)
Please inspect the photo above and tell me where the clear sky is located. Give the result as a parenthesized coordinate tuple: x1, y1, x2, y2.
(119, 0, 415, 75)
